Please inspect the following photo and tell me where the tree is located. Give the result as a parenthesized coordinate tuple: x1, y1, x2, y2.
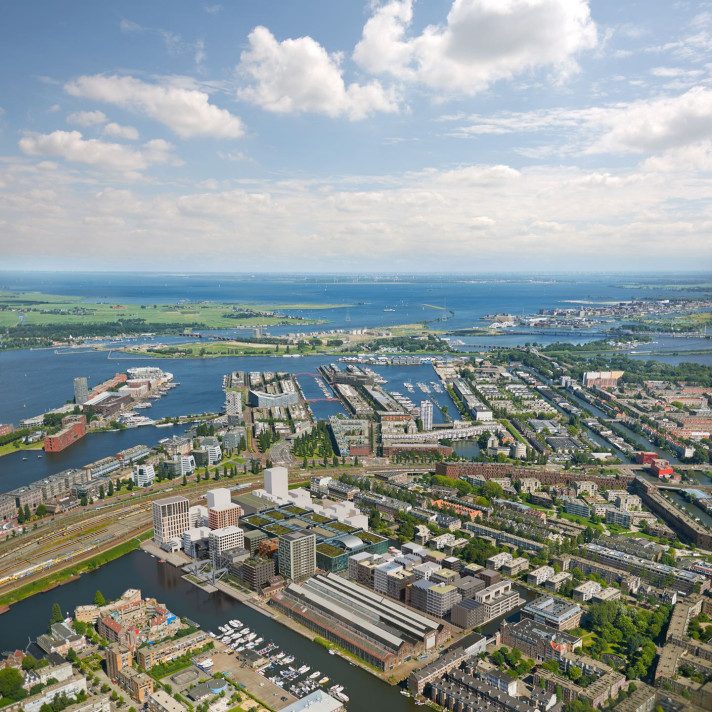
(21, 655, 37, 671)
(482, 481, 504, 500)
(94, 590, 106, 606)
(23, 504, 31, 521)
(0, 668, 25, 701)
(80, 496, 88, 507)
(36, 503, 47, 517)
(99, 485, 105, 500)
(108, 479, 114, 496)
(50, 602, 63, 624)
(182, 474, 187, 486)
(66, 648, 78, 663)
(568, 666, 582, 682)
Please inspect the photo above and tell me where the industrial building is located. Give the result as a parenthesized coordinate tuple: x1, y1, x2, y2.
(271, 573, 447, 670)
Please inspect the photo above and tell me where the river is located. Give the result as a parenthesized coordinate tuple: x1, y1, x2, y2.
(0, 550, 532, 709)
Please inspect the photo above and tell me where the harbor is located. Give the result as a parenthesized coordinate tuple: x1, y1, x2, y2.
(0, 550, 422, 712)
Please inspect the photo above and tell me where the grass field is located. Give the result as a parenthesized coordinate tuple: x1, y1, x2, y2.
(0, 291, 330, 329)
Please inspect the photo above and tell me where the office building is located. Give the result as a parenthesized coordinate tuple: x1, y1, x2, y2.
(152, 496, 190, 546)
(521, 596, 582, 631)
(279, 530, 316, 583)
(73, 377, 89, 405)
(209, 526, 245, 564)
(162, 454, 196, 478)
(501, 619, 582, 662)
(420, 401, 433, 431)
(248, 390, 299, 408)
(132, 464, 155, 487)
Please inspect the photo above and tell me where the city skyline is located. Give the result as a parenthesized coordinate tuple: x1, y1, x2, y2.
(2, 1, 712, 272)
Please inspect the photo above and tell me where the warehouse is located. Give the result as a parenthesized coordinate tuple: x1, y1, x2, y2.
(271, 573, 448, 670)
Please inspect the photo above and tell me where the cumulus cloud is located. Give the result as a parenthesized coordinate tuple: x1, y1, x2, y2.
(18, 130, 178, 172)
(65, 74, 244, 138)
(592, 86, 712, 153)
(67, 110, 107, 126)
(354, 0, 597, 94)
(1, 155, 711, 271)
(103, 122, 139, 140)
(237, 26, 399, 120)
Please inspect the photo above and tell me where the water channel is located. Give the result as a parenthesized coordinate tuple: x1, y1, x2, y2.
(0, 550, 535, 709)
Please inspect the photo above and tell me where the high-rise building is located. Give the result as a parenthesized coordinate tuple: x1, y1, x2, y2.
(278, 531, 316, 583)
(206, 488, 243, 529)
(73, 377, 89, 405)
(264, 466, 289, 499)
(420, 401, 433, 431)
(152, 496, 190, 545)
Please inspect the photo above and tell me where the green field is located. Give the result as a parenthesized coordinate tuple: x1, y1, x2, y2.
(0, 291, 329, 329)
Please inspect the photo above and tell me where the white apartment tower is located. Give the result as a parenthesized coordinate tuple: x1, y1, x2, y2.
(420, 401, 433, 431)
(278, 531, 316, 583)
(74, 377, 89, 405)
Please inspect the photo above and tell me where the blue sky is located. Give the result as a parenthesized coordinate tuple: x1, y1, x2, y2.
(1, 0, 711, 272)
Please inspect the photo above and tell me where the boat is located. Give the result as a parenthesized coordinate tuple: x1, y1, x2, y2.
(297, 665, 310, 675)
(309, 671, 320, 680)
(318, 677, 329, 685)
(22, 457, 28, 461)
(328, 649, 336, 655)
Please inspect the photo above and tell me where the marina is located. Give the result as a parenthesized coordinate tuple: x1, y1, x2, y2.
(208, 617, 350, 702)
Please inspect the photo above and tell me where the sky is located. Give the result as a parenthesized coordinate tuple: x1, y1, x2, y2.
(1, 0, 711, 273)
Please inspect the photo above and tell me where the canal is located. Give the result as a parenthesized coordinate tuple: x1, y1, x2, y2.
(0, 550, 536, 708)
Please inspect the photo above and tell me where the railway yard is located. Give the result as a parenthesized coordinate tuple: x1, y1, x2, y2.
(0, 472, 304, 602)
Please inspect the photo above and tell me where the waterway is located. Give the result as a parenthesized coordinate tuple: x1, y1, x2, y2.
(664, 490, 712, 529)
(0, 424, 192, 494)
(0, 550, 531, 708)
